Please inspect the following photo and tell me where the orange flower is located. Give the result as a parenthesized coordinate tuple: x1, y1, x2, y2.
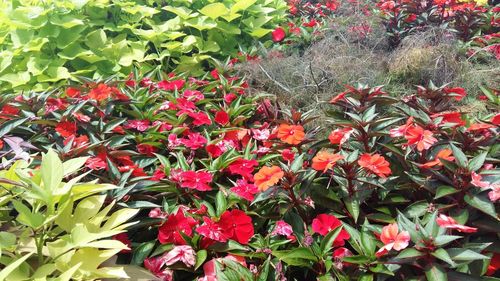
(88, 83, 113, 101)
(421, 149, 454, 168)
(277, 124, 305, 145)
(358, 153, 391, 178)
(254, 166, 284, 191)
(312, 151, 344, 172)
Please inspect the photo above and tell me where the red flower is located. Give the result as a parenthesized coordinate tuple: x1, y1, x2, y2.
(311, 214, 350, 246)
(188, 111, 212, 126)
(358, 153, 391, 178)
(219, 209, 254, 245)
(436, 214, 477, 233)
(230, 179, 259, 202)
(303, 19, 318, 27)
(63, 135, 89, 149)
(281, 149, 295, 162)
(492, 113, 500, 125)
(88, 83, 113, 101)
(45, 98, 68, 113)
(272, 27, 286, 42)
(158, 79, 185, 91)
(181, 132, 207, 150)
(158, 210, 198, 245)
(487, 253, 500, 276)
(180, 170, 213, 191)
(431, 112, 465, 126)
(214, 110, 230, 126)
(390, 117, 414, 137)
(443, 87, 467, 101)
(404, 125, 437, 151)
(183, 89, 204, 102)
(137, 143, 157, 156)
(66, 87, 81, 98)
(55, 121, 77, 138)
(196, 217, 228, 242)
(1, 104, 19, 116)
(228, 158, 258, 180)
(210, 69, 220, 80)
(113, 233, 132, 253)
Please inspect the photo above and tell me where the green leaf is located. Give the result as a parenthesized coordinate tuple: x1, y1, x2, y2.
(0, 117, 29, 138)
(41, 149, 64, 193)
(432, 248, 456, 267)
(200, 3, 229, 19)
(464, 193, 497, 219)
(425, 264, 447, 281)
(215, 190, 227, 217)
(0, 253, 33, 281)
(131, 242, 155, 265)
(434, 235, 463, 247)
(393, 248, 424, 259)
(290, 154, 304, 173)
(344, 197, 360, 223)
(360, 229, 376, 256)
(320, 226, 343, 256)
(272, 248, 318, 267)
(468, 151, 488, 172)
(12, 200, 45, 229)
(195, 250, 207, 270)
(450, 144, 468, 168)
(447, 249, 489, 261)
(435, 185, 459, 199)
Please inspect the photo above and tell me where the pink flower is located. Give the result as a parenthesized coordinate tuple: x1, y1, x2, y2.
(230, 179, 258, 202)
(489, 185, 500, 202)
(180, 170, 213, 191)
(124, 120, 150, 132)
(376, 223, 410, 257)
(149, 208, 168, 219)
(328, 127, 354, 146)
(471, 172, 492, 189)
(162, 245, 196, 267)
(251, 128, 270, 141)
(183, 89, 204, 102)
(196, 217, 228, 242)
(271, 220, 293, 236)
(436, 214, 477, 233)
(311, 214, 350, 246)
(182, 132, 207, 150)
(144, 257, 173, 281)
(390, 117, 414, 137)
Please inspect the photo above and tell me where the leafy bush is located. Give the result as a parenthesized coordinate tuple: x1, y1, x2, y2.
(376, 0, 497, 48)
(0, 149, 139, 280)
(0, 0, 287, 91)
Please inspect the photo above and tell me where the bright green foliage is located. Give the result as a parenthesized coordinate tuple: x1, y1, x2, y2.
(0, 0, 287, 91)
(0, 149, 139, 280)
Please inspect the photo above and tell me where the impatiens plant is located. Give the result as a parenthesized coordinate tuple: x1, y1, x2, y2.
(0, 149, 139, 280)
